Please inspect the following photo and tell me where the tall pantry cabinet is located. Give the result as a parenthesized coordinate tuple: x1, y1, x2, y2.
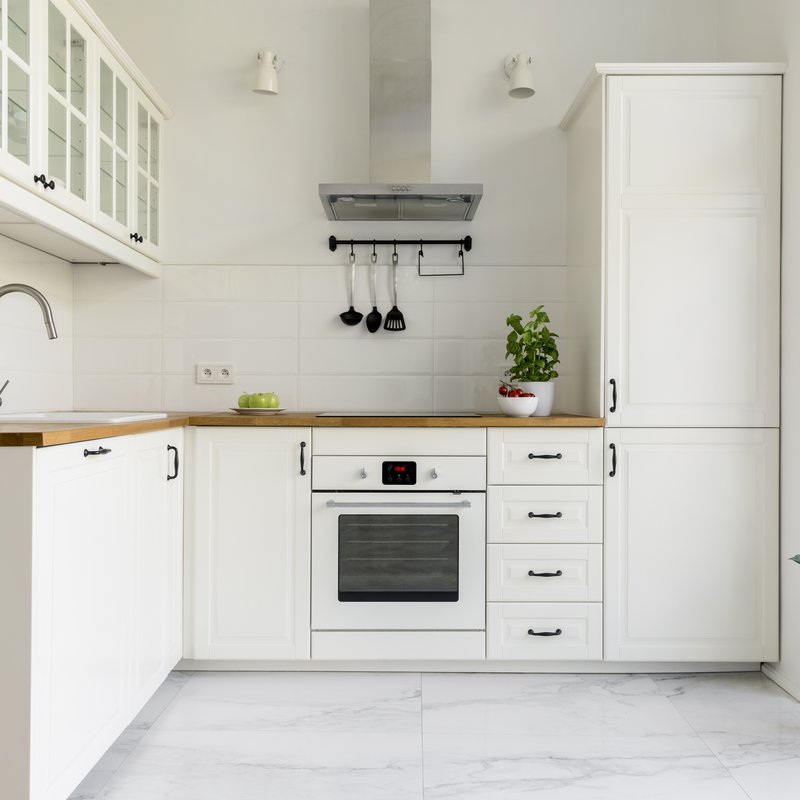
(562, 64, 782, 662)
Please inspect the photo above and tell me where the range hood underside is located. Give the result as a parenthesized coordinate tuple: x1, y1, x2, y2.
(320, 183, 482, 221)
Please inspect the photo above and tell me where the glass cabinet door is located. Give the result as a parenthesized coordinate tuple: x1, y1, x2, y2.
(0, 0, 34, 182)
(96, 47, 131, 234)
(45, 0, 89, 212)
(134, 96, 160, 251)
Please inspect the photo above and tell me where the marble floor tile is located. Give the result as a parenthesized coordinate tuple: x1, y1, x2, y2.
(151, 670, 422, 733)
(422, 673, 695, 737)
(422, 733, 751, 800)
(96, 730, 423, 800)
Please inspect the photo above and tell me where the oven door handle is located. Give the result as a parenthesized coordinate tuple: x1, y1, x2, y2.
(325, 500, 472, 509)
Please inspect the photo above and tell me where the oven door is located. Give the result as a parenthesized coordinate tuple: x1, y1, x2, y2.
(312, 492, 486, 630)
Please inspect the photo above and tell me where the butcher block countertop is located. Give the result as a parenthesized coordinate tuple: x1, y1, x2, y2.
(0, 412, 605, 447)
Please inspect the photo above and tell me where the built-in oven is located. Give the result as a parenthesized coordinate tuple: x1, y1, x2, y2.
(311, 455, 486, 632)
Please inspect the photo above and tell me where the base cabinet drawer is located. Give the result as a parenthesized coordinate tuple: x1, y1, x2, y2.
(488, 429, 603, 485)
(487, 603, 603, 660)
(488, 485, 602, 543)
(487, 544, 602, 602)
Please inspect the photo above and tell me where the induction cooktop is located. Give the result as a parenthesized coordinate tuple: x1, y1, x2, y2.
(316, 411, 481, 417)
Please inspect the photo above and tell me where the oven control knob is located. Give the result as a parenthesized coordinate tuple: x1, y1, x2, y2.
(431, 468, 438, 479)
(360, 468, 368, 480)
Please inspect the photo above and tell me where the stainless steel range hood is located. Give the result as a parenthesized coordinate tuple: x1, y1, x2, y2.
(319, 0, 482, 222)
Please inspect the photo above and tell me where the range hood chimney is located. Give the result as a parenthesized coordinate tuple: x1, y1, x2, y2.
(319, 0, 482, 222)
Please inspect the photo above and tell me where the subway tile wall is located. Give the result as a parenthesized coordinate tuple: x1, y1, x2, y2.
(73, 263, 575, 413)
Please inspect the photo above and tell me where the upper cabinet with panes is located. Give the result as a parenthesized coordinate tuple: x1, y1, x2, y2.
(0, 0, 169, 275)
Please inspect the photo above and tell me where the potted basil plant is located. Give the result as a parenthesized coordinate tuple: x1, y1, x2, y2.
(505, 305, 560, 416)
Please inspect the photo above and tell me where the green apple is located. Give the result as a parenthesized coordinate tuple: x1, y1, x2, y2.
(248, 393, 271, 408)
(237, 392, 251, 408)
(264, 392, 280, 408)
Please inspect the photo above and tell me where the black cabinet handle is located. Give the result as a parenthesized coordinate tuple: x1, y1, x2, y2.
(528, 628, 562, 637)
(84, 446, 111, 457)
(167, 444, 179, 481)
(528, 569, 563, 578)
(528, 453, 562, 460)
(300, 441, 307, 476)
(609, 442, 617, 478)
(130, 233, 144, 243)
(609, 378, 617, 413)
(528, 511, 563, 519)
(34, 173, 55, 190)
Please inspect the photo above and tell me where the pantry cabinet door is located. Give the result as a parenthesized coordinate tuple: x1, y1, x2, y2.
(187, 427, 311, 660)
(605, 75, 780, 427)
(604, 428, 778, 662)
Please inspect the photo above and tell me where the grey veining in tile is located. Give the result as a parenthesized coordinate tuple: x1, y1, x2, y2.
(152, 671, 422, 733)
(96, 730, 423, 800)
(422, 672, 695, 737)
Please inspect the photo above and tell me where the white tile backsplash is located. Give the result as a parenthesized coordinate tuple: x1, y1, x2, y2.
(72, 262, 569, 412)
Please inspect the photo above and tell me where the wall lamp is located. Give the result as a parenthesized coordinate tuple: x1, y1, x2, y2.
(253, 50, 283, 95)
(504, 54, 535, 99)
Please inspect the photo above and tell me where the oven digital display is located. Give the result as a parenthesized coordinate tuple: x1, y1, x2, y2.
(382, 460, 417, 485)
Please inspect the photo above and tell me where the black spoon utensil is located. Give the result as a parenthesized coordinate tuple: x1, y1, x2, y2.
(366, 252, 382, 333)
(339, 252, 363, 326)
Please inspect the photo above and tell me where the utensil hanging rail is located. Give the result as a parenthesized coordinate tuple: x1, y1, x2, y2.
(328, 236, 473, 277)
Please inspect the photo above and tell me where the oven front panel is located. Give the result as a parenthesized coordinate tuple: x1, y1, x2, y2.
(312, 492, 486, 630)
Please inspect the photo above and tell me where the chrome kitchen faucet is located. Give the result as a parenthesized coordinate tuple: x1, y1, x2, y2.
(0, 283, 58, 339)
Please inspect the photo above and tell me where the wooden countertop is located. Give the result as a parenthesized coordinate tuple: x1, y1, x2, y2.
(0, 412, 605, 447)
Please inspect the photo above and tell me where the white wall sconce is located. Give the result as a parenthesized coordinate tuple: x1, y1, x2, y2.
(504, 54, 535, 99)
(253, 50, 283, 95)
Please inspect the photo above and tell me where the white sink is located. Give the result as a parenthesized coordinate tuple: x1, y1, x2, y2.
(0, 411, 169, 424)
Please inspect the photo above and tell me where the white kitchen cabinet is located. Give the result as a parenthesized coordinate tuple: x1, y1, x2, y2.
(0, 428, 183, 800)
(604, 428, 779, 662)
(603, 73, 781, 428)
(0, 0, 169, 274)
(185, 427, 311, 660)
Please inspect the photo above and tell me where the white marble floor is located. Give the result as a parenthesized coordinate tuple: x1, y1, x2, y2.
(68, 671, 800, 800)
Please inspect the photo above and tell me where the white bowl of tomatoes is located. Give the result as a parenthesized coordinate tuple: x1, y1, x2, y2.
(497, 384, 539, 417)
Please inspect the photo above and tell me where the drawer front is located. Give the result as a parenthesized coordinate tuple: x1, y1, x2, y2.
(488, 429, 603, 485)
(487, 603, 603, 660)
(488, 485, 602, 543)
(487, 544, 602, 602)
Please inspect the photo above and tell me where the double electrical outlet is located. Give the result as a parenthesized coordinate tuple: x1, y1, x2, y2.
(196, 363, 235, 384)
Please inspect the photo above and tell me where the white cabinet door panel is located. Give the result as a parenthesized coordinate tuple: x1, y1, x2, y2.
(605, 75, 780, 427)
(604, 428, 778, 662)
(187, 427, 311, 660)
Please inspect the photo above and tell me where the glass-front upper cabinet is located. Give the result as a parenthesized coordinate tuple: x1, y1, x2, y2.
(133, 93, 160, 256)
(95, 42, 132, 238)
(0, 0, 35, 184)
(44, 0, 91, 215)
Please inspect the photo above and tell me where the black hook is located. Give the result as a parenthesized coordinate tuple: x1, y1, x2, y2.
(417, 239, 425, 271)
(372, 239, 377, 257)
(393, 239, 397, 257)
(458, 240, 465, 271)
(349, 240, 355, 257)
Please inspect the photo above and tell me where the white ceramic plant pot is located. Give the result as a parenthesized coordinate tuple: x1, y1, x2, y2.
(519, 381, 555, 417)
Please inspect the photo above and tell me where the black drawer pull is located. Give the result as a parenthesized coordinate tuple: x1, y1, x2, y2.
(84, 446, 111, 457)
(528, 511, 563, 519)
(167, 444, 179, 480)
(528, 453, 562, 460)
(300, 441, 307, 476)
(34, 173, 55, 190)
(609, 443, 617, 478)
(609, 378, 617, 413)
(528, 569, 563, 578)
(528, 628, 562, 637)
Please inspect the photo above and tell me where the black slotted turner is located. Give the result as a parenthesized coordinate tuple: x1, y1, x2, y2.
(383, 252, 406, 331)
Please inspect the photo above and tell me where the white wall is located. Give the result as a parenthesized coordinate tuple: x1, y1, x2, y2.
(716, 0, 800, 699)
(73, 0, 719, 413)
(0, 239, 73, 413)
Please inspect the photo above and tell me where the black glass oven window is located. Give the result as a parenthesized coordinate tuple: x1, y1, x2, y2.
(338, 514, 459, 602)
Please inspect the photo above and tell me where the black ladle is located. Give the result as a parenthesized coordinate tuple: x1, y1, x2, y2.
(366, 252, 382, 333)
(339, 252, 363, 326)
